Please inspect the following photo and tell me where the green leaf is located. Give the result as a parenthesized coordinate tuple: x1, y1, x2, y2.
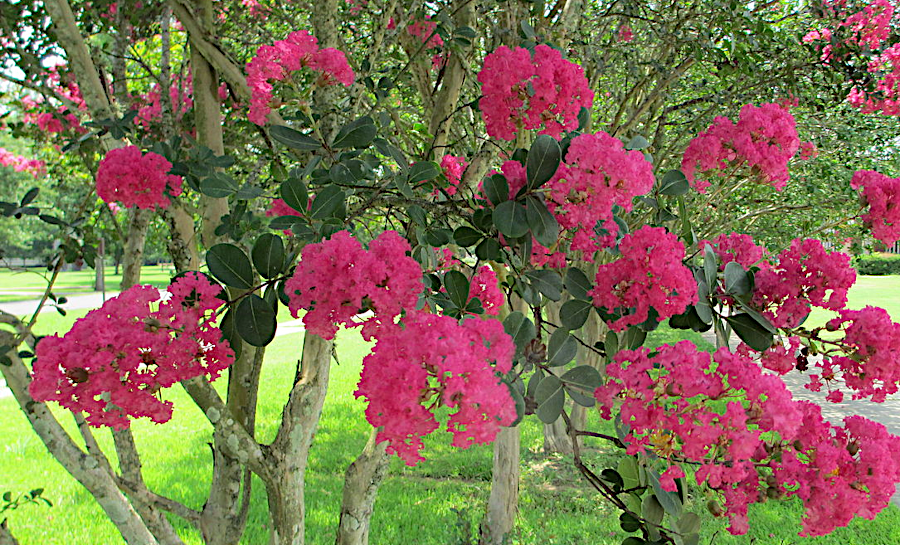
(251, 233, 285, 279)
(453, 226, 482, 247)
(309, 185, 346, 219)
(625, 135, 651, 151)
(621, 535, 648, 545)
(618, 457, 640, 490)
(280, 178, 308, 214)
(736, 299, 777, 333)
(642, 495, 665, 526)
(332, 116, 377, 149)
(676, 513, 701, 535)
(526, 135, 561, 190)
(703, 244, 718, 287)
(534, 375, 565, 424)
(20, 187, 39, 206)
(207, 244, 254, 289)
(561, 365, 602, 393)
(219, 308, 243, 359)
(564, 267, 592, 301)
(560, 299, 591, 330)
(408, 161, 441, 184)
(525, 196, 559, 246)
(483, 174, 509, 206)
(373, 138, 407, 170)
(200, 174, 238, 198)
(503, 311, 535, 356)
(235, 294, 277, 347)
(723, 261, 750, 296)
(493, 201, 529, 239)
(444, 270, 470, 309)
(475, 238, 501, 261)
(507, 380, 526, 427)
(269, 125, 322, 150)
(659, 169, 689, 196)
(624, 327, 647, 350)
(525, 270, 562, 301)
(601, 468, 624, 490)
(605, 330, 619, 357)
(726, 313, 774, 351)
(695, 282, 713, 324)
(423, 229, 451, 247)
(646, 468, 683, 518)
(619, 512, 642, 533)
(547, 328, 577, 366)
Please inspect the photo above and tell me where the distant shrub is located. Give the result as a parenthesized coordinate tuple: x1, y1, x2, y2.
(854, 253, 900, 275)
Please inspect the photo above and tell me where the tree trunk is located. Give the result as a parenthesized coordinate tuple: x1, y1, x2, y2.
(481, 426, 520, 545)
(266, 332, 332, 545)
(0, 520, 19, 545)
(335, 429, 389, 545)
(121, 209, 151, 290)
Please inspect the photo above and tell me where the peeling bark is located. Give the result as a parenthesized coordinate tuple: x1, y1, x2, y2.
(266, 332, 332, 545)
(335, 429, 389, 545)
(0, 520, 19, 545)
(481, 426, 520, 545)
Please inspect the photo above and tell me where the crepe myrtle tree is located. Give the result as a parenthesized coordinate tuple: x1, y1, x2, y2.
(3, 1, 900, 545)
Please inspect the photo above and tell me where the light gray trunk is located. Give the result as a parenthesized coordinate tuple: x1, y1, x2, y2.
(335, 429, 389, 545)
(0, 520, 19, 545)
(121, 209, 151, 290)
(481, 426, 520, 545)
(266, 333, 332, 545)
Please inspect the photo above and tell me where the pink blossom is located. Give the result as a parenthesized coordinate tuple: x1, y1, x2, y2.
(588, 226, 697, 331)
(355, 311, 515, 464)
(468, 266, 503, 315)
(246, 30, 354, 125)
(682, 103, 806, 192)
(284, 230, 423, 340)
(660, 465, 684, 492)
(95, 146, 183, 209)
(0, 148, 45, 178)
(439, 154, 467, 196)
(29, 273, 234, 429)
(699, 232, 766, 270)
(752, 238, 855, 328)
(547, 131, 654, 257)
(617, 24, 634, 43)
(851, 169, 900, 245)
(477, 45, 594, 140)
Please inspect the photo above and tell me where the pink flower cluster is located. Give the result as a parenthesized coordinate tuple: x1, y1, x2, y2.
(547, 131, 654, 256)
(752, 238, 855, 328)
(134, 75, 194, 130)
(477, 45, 594, 140)
(95, 146, 183, 209)
(407, 17, 444, 50)
(817, 306, 900, 402)
(682, 103, 807, 192)
(29, 273, 234, 429)
(700, 232, 766, 270)
(588, 226, 697, 331)
(595, 341, 900, 536)
(850, 169, 900, 245)
(355, 311, 515, 464)
(246, 30, 354, 125)
(468, 265, 503, 315)
(804, 1, 900, 114)
(285, 230, 423, 340)
(439, 154, 467, 196)
(0, 148, 45, 178)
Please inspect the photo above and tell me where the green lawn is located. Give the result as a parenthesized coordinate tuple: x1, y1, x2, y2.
(0, 264, 175, 300)
(4, 312, 900, 544)
(804, 275, 900, 328)
(2, 276, 900, 543)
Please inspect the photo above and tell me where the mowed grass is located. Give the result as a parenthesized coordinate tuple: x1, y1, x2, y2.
(804, 275, 900, 328)
(0, 264, 175, 300)
(3, 276, 900, 543)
